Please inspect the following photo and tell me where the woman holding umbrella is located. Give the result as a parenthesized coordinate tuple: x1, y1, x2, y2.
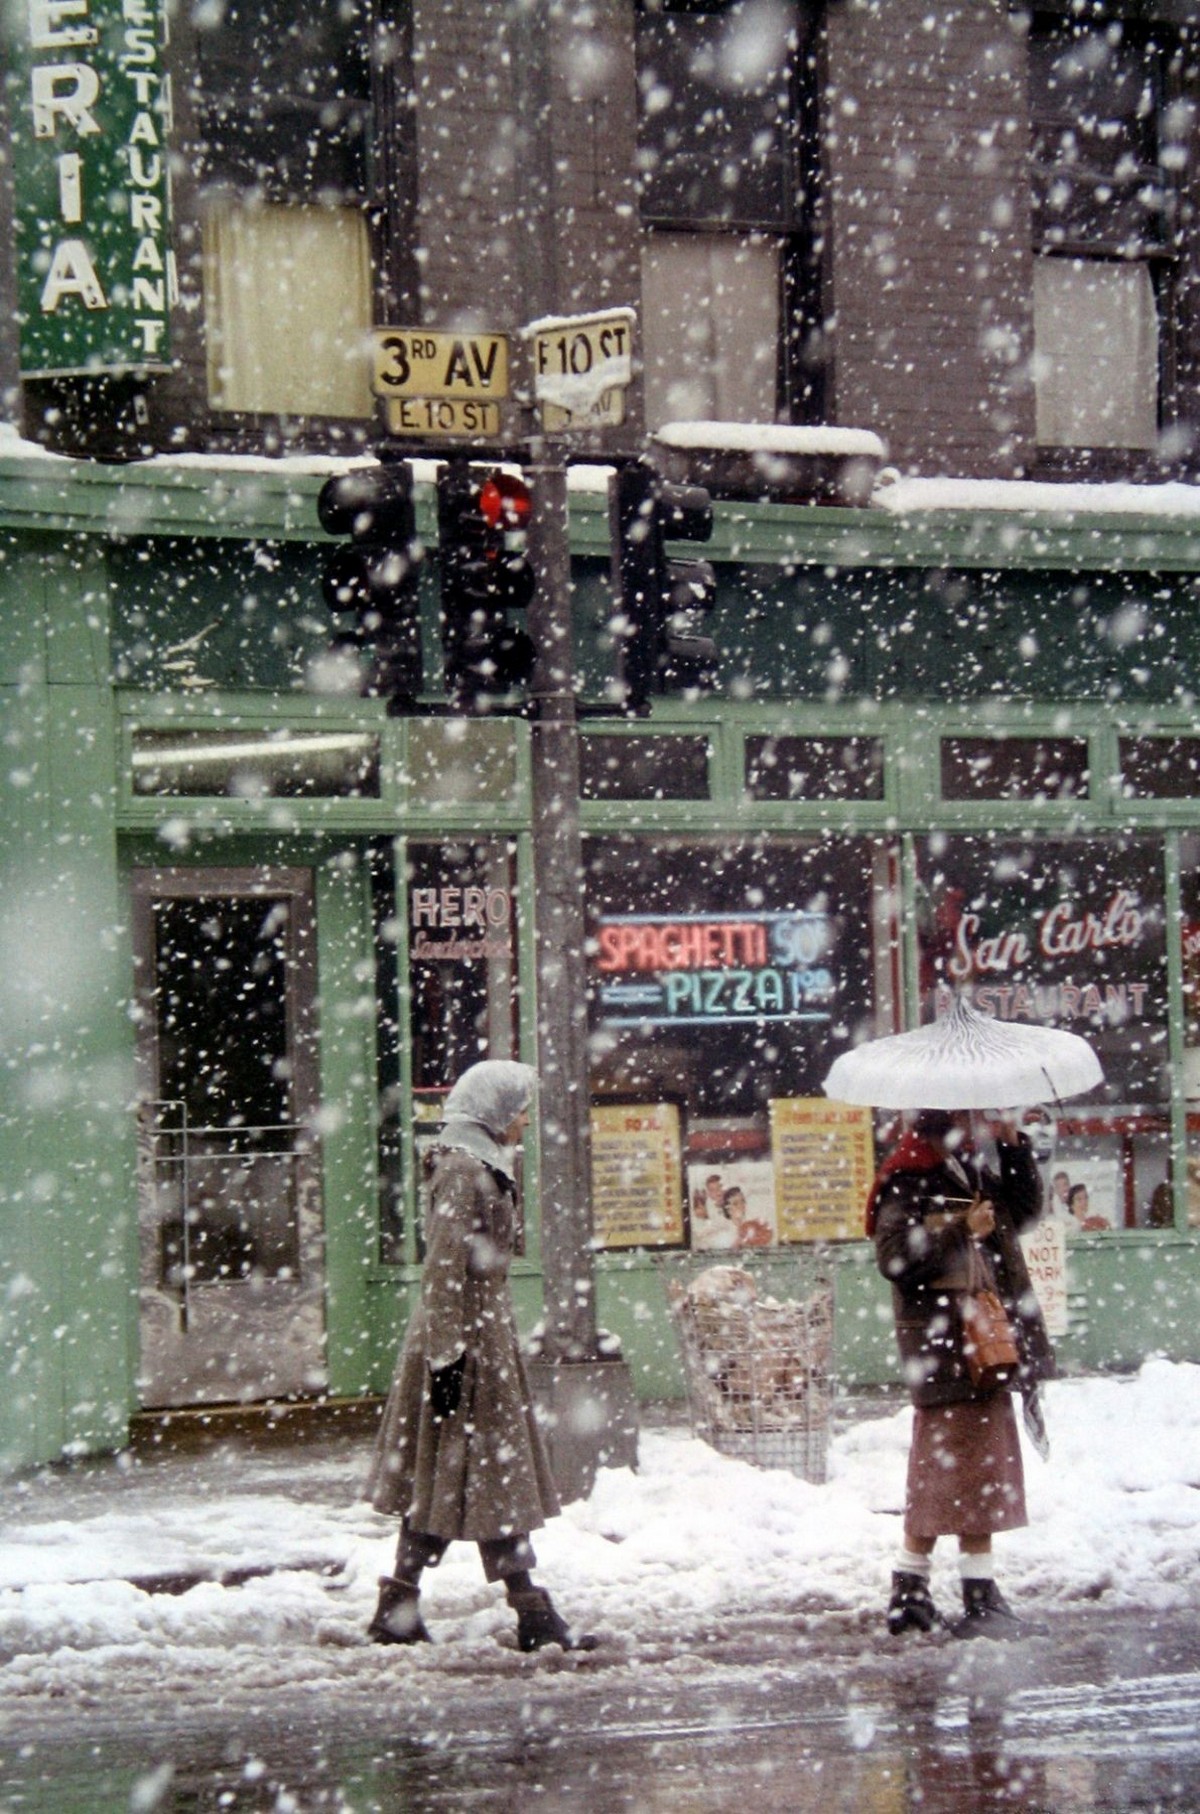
(825, 997, 1102, 1640)
(867, 1106, 1053, 1638)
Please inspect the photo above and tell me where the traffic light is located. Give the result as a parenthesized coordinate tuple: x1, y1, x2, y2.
(436, 460, 536, 709)
(317, 459, 424, 708)
(609, 462, 717, 713)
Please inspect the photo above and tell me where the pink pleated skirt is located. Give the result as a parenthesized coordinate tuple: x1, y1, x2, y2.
(905, 1395, 1027, 1538)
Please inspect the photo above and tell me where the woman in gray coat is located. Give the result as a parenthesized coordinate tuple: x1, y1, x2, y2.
(364, 1059, 588, 1651)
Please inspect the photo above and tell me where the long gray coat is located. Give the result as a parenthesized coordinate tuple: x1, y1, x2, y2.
(365, 1144, 561, 1540)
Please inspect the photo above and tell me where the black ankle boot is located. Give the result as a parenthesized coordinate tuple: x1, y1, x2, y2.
(886, 1569, 940, 1635)
(367, 1574, 431, 1645)
(509, 1586, 598, 1653)
(953, 1577, 1044, 1640)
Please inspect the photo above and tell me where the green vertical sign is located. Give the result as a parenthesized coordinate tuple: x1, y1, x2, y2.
(6, 0, 173, 376)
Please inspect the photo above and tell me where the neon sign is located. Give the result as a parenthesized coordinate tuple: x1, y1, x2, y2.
(594, 910, 835, 1027)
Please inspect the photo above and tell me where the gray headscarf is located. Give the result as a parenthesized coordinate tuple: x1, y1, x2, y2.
(439, 1059, 536, 1180)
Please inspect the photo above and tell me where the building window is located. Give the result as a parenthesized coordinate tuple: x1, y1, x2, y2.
(635, 1, 821, 428)
(1120, 736, 1200, 799)
(192, 0, 375, 420)
(580, 733, 712, 801)
(1030, 12, 1185, 455)
(745, 735, 884, 802)
(373, 837, 521, 1262)
(585, 834, 898, 1248)
(939, 735, 1090, 803)
(916, 833, 1170, 1230)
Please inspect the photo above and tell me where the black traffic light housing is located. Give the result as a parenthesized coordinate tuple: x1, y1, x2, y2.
(609, 461, 717, 713)
(317, 458, 424, 709)
(436, 458, 536, 710)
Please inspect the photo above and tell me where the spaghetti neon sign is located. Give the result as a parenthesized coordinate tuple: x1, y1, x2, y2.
(594, 911, 835, 1027)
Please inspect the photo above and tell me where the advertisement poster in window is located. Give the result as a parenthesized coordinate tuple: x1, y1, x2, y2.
(1045, 1156, 1120, 1232)
(769, 1098, 876, 1242)
(687, 1157, 777, 1252)
(591, 1101, 686, 1250)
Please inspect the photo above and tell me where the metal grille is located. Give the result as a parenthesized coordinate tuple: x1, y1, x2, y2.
(664, 1259, 834, 1483)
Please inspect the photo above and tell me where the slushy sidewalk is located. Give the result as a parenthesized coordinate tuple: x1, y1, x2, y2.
(1, 1366, 1197, 1688)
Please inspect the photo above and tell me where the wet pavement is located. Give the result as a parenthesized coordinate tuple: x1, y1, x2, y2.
(4, 1603, 1199, 1811)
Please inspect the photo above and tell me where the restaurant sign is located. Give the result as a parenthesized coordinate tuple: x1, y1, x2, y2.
(594, 910, 835, 1027)
(6, 0, 174, 375)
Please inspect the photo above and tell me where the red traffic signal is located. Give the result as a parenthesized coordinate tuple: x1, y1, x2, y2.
(478, 471, 533, 534)
(437, 461, 537, 709)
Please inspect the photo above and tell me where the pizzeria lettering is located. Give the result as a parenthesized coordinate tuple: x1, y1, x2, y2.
(12, 0, 174, 374)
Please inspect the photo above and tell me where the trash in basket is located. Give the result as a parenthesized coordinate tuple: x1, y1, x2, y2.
(665, 1263, 834, 1483)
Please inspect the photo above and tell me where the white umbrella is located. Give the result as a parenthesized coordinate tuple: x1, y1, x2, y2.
(823, 994, 1103, 1111)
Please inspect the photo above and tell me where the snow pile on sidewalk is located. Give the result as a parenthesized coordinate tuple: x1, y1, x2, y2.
(0, 1361, 1197, 1690)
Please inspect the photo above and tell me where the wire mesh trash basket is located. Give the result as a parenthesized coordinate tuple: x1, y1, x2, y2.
(664, 1263, 834, 1483)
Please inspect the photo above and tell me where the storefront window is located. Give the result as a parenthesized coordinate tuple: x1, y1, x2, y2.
(916, 834, 1170, 1231)
(585, 835, 896, 1250)
(373, 837, 520, 1262)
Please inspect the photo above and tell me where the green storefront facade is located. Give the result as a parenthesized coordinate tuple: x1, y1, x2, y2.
(4, 443, 1200, 1472)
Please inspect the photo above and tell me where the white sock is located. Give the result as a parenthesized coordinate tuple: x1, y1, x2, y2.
(959, 1553, 995, 1581)
(896, 1548, 931, 1577)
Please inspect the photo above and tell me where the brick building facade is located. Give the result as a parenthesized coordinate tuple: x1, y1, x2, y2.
(2, 1, 1200, 1470)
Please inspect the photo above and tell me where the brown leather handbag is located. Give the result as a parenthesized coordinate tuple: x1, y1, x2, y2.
(961, 1243, 1020, 1390)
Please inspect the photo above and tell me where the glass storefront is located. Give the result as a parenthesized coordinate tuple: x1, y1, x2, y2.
(584, 834, 898, 1250)
(374, 836, 522, 1261)
(582, 827, 1181, 1253)
(915, 833, 1171, 1233)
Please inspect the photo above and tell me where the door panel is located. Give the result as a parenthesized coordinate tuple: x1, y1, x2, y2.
(132, 868, 327, 1407)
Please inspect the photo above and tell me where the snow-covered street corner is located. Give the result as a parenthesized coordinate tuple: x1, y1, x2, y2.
(1, 1363, 1198, 1719)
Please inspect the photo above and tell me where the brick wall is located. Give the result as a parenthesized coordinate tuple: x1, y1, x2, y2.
(823, 0, 1036, 476)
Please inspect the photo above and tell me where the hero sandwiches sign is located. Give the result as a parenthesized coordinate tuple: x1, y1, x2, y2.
(6, 0, 174, 375)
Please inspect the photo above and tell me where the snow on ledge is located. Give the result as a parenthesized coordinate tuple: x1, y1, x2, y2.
(654, 419, 886, 460)
(874, 472, 1200, 521)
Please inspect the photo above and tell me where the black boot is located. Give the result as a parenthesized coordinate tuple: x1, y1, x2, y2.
(509, 1586, 598, 1653)
(886, 1569, 941, 1635)
(953, 1577, 1044, 1640)
(367, 1574, 431, 1646)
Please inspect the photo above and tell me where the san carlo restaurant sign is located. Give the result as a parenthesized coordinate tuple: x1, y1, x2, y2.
(6, 0, 173, 375)
(594, 911, 835, 1027)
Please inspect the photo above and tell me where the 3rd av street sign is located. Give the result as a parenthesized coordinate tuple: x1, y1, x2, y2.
(371, 328, 509, 438)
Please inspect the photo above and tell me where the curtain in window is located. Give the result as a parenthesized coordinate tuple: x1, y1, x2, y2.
(1033, 257, 1159, 450)
(641, 232, 779, 427)
(203, 201, 373, 418)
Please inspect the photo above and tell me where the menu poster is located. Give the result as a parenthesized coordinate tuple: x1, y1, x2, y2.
(1020, 1217, 1069, 1337)
(770, 1097, 876, 1242)
(591, 1100, 687, 1250)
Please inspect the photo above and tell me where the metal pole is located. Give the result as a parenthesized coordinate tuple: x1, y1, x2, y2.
(525, 448, 595, 1360)
(522, 445, 639, 1499)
